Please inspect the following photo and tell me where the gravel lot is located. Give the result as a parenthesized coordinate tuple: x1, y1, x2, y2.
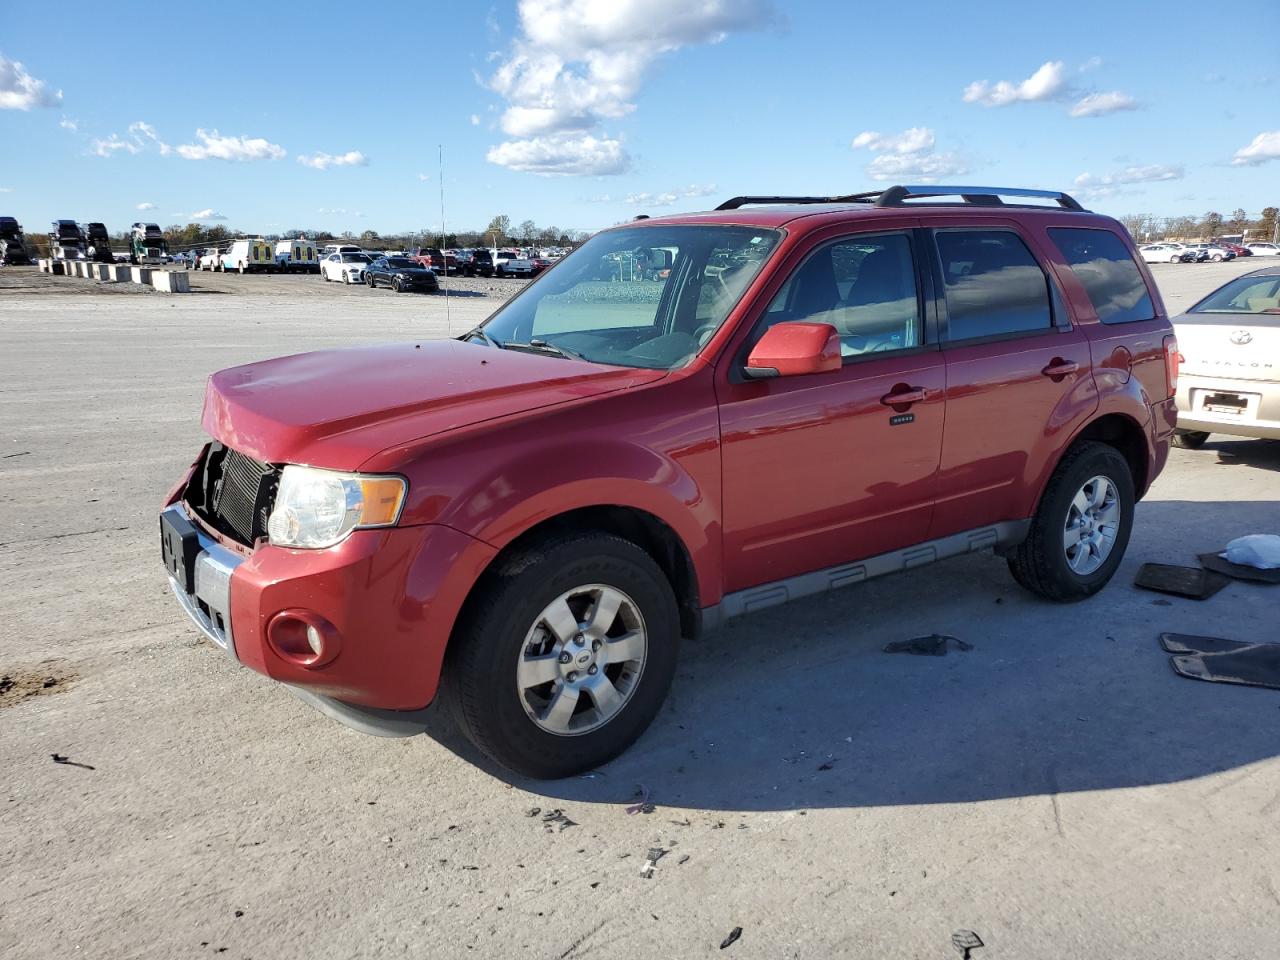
(1, 258, 1277, 960)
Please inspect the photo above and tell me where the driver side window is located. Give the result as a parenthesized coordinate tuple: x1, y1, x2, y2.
(762, 233, 922, 358)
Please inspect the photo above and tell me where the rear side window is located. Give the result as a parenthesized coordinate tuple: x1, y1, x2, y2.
(935, 230, 1052, 340)
(1049, 228, 1154, 325)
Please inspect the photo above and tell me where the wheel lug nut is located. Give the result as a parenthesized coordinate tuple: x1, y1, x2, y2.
(592, 640, 601, 652)
(558, 652, 572, 664)
(574, 634, 585, 646)
(588, 665, 598, 676)
(566, 671, 578, 682)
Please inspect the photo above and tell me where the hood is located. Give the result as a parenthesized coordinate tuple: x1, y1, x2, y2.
(202, 340, 665, 470)
(1174, 312, 1280, 382)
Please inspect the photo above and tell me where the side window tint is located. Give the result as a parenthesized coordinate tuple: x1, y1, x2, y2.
(935, 230, 1052, 340)
(763, 234, 921, 357)
(1049, 227, 1155, 325)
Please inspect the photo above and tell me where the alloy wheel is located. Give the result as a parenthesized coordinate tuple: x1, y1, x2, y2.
(516, 584, 647, 736)
(1063, 475, 1121, 575)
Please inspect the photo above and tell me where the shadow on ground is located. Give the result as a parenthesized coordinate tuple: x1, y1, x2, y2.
(416, 498, 1280, 810)
(1210, 437, 1280, 472)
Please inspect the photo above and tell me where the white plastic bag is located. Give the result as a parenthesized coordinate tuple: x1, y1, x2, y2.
(1222, 534, 1280, 570)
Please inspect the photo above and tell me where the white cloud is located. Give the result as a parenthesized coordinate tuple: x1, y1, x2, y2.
(486, 132, 629, 176)
(1074, 165, 1183, 189)
(623, 183, 717, 207)
(129, 120, 171, 154)
(963, 60, 1068, 106)
(851, 126, 967, 183)
(470, 113, 481, 125)
(1069, 91, 1139, 117)
(136, 202, 157, 210)
(417, 172, 431, 182)
(190, 209, 227, 220)
(59, 116, 77, 132)
(1231, 130, 1280, 166)
(0, 186, 11, 193)
(91, 134, 141, 157)
(486, 0, 776, 175)
(297, 150, 368, 170)
(1078, 56, 1104, 72)
(176, 129, 286, 161)
(316, 207, 366, 217)
(0, 56, 61, 110)
(851, 127, 934, 155)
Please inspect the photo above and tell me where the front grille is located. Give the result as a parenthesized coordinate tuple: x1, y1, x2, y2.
(186, 443, 279, 546)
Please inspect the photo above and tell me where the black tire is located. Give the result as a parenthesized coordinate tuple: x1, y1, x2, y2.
(392, 278, 404, 293)
(366, 273, 376, 288)
(1007, 440, 1135, 602)
(445, 532, 680, 779)
(1172, 430, 1210, 449)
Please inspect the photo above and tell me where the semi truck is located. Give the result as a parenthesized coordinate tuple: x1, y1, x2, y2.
(50, 220, 87, 261)
(85, 222, 115, 263)
(130, 223, 168, 265)
(0, 216, 31, 265)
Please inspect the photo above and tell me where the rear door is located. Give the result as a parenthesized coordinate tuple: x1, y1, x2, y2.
(926, 221, 1097, 538)
(717, 223, 947, 591)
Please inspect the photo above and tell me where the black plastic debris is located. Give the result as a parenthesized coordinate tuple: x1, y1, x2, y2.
(720, 927, 743, 950)
(541, 809, 577, 833)
(884, 634, 973, 656)
(1134, 563, 1229, 600)
(50, 754, 94, 770)
(951, 929, 984, 958)
(1199, 552, 1280, 585)
(1160, 633, 1280, 690)
(525, 807, 541, 817)
(626, 784, 655, 815)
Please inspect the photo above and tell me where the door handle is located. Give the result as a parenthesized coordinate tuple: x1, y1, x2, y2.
(880, 386, 929, 407)
(1041, 359, 1079, 380)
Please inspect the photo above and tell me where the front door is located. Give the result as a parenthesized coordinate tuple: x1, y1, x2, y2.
(717, 229, 946, 593)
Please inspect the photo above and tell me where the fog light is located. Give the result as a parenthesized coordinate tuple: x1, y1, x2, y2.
(266, 609, 340, 668)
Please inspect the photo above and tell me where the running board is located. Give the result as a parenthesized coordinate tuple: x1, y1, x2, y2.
(700, 520, 1030, 632)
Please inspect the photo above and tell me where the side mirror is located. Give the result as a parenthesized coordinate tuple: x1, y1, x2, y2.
(745, 322, 842, 379)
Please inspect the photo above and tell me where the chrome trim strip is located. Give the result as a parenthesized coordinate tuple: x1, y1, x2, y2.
(162, 504, 245, 659)
(701, 520, 1031, 630)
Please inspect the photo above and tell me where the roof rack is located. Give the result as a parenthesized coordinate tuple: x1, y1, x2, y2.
(716, 185, 1086, 212)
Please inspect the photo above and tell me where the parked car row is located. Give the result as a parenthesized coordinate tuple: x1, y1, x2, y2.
(1140, 240, 1279, 264)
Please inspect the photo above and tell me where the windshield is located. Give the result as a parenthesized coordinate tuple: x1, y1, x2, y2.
(386, 257, 416, 268)
(478, 225, 780, 370)
(341, 253, 372, 263)
(1190, 274, 1280, 315)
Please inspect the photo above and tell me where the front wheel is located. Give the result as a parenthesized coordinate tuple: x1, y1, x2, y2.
(1172, 430, 1210, 449)
(366, 273, 376, 287)
(445, 532, 680, 779)
(343, 272, 351, 284)
(392, 278, 404, 293)
(1007, 441, 1135, 602)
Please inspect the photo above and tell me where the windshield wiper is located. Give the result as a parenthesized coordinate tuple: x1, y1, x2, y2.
(460, 326, 504, 349)
(503, 338, 587, 361)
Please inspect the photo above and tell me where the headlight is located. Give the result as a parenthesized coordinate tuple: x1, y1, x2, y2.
(267, 465, 406, 549)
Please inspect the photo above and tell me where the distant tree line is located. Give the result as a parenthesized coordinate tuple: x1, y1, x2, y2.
(149, 213, 592, 253)
(1118, 207, 1278, 243)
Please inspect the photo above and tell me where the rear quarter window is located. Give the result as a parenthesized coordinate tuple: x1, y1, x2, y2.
(1049, 228, 1155, 325)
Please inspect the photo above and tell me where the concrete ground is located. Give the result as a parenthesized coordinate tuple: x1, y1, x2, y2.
(0, 259, 1277, 960)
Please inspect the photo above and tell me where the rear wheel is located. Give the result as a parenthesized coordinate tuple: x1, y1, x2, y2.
(1007, 441, 1135, 602)
(1172, 430, 1210, 449)
(446, 532, 680, 779)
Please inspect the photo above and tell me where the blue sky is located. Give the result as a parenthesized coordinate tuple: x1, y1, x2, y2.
(1, 0, 1277, 237)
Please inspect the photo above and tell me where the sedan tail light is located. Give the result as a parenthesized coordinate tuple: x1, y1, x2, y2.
(1163, 335, 1180, 398)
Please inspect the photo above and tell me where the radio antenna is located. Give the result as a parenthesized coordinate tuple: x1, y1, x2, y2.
(438, 143, 451, 335)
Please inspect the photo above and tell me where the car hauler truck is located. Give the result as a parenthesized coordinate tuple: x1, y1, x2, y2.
(130, 223, 168, 265)
(0, 217, 31, 265)
(84, 222, 115, 263)
(50, 220, 87, 261)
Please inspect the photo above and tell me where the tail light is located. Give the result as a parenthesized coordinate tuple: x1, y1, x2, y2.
(1163, 335, 1180, 398)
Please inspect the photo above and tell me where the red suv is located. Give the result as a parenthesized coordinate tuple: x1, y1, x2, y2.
(161, 185, 1178, 778)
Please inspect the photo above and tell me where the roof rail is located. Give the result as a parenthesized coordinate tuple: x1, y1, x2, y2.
(716, 185, 1085, 212)
(874, 185, 1085, 211)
